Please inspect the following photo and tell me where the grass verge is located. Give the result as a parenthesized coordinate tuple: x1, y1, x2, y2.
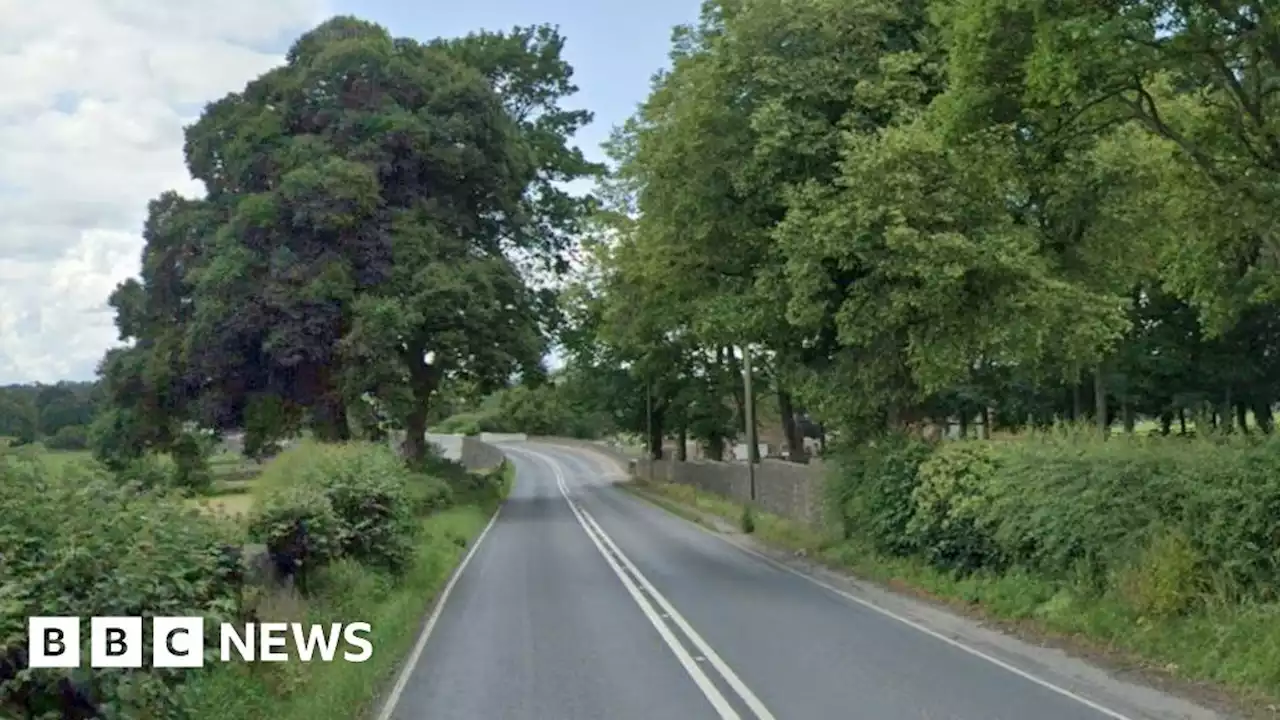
(178, 460, 514, 719)
(623, 479, 1280, 717)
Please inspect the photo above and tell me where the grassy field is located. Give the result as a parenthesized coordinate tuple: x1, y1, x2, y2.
(0, 439, 265, 516)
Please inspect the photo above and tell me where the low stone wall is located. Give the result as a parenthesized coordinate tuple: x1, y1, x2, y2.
(461, 436, 505, 471)
(635, 456, 827, 529)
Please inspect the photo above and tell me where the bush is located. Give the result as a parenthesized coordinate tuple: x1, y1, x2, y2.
(892, 431, 1280, 604)
(247, 483, 346, 577)
(825, 434, 933, 553)
(1114, 526, 1205, 618)
(907, 442, 1005, 573)
(431, 413, 484, 436)
(45, 424, 89, 451)
(0, 454, 242, 718)
(251, 441, 417, 573)
(407, 474, 454, 514)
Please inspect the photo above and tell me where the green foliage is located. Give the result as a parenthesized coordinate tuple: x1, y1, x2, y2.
(247, 483, 346, 574)
(44, 424, 89, 451)
(406, 474, 455, 515)
(0, 454, 241, 718)
(825, 435, 933, 552)
(906, 442, 1005, 573)
(250, 441, 417, 572)
(433, 378, 619, 440)
(1115, 527, 1206, 619)
(432, 412, 485, 436)
(831, 431, 1280, 614)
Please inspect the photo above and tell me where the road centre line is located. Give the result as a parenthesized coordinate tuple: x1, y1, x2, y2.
(511, 445, 775, 720)
(542, 445, 1140, 720)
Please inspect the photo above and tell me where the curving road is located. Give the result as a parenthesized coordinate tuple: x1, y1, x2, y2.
(378, 441, 1225, 720)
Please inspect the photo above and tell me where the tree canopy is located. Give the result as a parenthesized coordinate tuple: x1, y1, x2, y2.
(97, 17, 598, 465)
(562, 0, 1280, 456)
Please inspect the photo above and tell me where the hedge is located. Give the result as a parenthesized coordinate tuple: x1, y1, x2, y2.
(829, 430, 1280, 616)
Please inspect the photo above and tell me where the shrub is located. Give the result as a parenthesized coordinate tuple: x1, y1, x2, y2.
(407, 474, 454, 514)
(1114, 526, 1205, 618)
(825, 434, 932, 554)
(170, 431, 215, 494)
(252, 441, 417, 573)
(0, 455, 242, 718)
(247, 483, 345, 577)
(907, 442, 1005, 573)
(45, 424, 89, 451)
(115, 453, 177, 491)
(431, 413, 484, 436)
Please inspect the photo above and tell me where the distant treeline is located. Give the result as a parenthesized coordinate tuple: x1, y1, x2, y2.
(0, 381, 97, 448)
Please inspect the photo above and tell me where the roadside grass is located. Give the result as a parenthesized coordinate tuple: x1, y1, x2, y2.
(178, 460, 514, 719)
(178, 505, 494, 719)
(625, 479, 1280, 714)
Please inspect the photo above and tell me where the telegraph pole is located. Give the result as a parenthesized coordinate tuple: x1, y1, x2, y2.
(742, 345, 757, 502)
(645, 377, 654, 482)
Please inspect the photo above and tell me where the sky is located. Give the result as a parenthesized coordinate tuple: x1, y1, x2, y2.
(0, 0, 700, 384)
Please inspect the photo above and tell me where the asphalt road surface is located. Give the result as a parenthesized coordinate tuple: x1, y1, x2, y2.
(379, 441, 1224, 720)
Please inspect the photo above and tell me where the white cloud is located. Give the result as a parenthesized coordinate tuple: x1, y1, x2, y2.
(0, 0, 330, 383)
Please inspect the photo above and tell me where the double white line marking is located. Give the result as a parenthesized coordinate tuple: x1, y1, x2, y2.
(514, 447, 775, 720)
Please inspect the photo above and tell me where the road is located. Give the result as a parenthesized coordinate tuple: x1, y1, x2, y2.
(379, 441, 1223, 720)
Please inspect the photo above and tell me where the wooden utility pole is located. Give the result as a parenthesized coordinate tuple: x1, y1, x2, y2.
(743, 345, 757, 502)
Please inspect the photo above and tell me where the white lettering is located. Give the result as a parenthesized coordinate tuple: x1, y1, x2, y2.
(343, 622, 373, 663)
(220, 623, 255, 662)
(290, 623, 342, 662)
(259, 622, 289, 662)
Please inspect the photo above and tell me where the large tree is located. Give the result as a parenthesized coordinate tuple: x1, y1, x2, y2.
(98, 17, 597, 465)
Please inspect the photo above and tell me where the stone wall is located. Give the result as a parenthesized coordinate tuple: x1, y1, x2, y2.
(634, 456, 827, 529)
(461, 436, 505, 471)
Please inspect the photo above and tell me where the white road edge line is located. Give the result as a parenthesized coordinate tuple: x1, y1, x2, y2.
(375, 497, 504, 720)
(582, 454, 1141, 720)
(509, 446, 745, 720)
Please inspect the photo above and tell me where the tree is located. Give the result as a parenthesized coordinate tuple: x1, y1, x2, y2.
(98, 17, 597, 465)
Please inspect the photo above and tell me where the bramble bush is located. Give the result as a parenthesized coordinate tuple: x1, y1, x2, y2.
(0, 453, 242, 719)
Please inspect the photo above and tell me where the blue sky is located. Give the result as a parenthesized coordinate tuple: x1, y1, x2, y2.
(333, 0, 703, 169)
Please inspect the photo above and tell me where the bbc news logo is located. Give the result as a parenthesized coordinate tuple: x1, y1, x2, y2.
(27, 617, 372, 668)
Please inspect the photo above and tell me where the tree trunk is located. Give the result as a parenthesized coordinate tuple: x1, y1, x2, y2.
(1071, 373, 1083, 422)
(1122, 398, 1135, 434)
(958, 412, 969, 439)
(310, 393, 350, 442)
(1178, 408, 1187, 435)
(676, 424, 687, 462)
(978, 408, 991, 440)
(1255, 400, 1275, 434)
(1219, 389, 1233, 434)
(400, 349, 438, 466)
(777, 389, 807, 463)
(1159, 411, 1173, 436)
(1236, 402, 1250, 435)
(1094, 365, 1108, 437)
(648, 402, 665, 460)
(706, 435, 725, 461)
